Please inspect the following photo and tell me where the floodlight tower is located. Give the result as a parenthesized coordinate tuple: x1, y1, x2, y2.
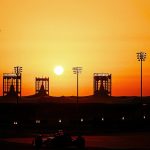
(136, 51, 146, 103)
(14, 66, 22, 104)
(72, 67, 82, 104)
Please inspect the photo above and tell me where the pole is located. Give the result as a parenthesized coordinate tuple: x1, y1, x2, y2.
(72, 66, 82, 133)
(16, 67, 18, 104)
(76, 70, 79, 133)
(141, 59, 142, 103)
(77, 72, 78, 104)
(136, 52, 146, 105)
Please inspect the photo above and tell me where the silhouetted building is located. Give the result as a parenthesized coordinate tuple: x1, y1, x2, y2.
(35, 77, 49, 96)
(93, 73, 112, 96)
(3, 73, 21, 97)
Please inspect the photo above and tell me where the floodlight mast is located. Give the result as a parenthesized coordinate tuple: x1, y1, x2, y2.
(14, 66, 22, 104)
(72, 67, 82, 104)
(136, 52, 146, 103)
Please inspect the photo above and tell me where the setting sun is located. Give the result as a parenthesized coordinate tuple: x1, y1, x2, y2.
(54, 66, 64, 76)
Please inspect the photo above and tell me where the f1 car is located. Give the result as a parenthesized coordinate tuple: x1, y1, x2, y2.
(33, 130, 85, 149)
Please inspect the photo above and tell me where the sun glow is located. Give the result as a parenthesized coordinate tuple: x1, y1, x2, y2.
(54, 66, 64, 75)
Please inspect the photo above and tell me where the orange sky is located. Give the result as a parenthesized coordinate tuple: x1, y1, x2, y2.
(0, 0, 150, 96)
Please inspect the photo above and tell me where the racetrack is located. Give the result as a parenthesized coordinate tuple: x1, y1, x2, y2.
(1, 132, 150, 149)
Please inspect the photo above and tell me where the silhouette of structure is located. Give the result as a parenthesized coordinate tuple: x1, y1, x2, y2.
(3, 73, 21, 97)
(35, 77, 49, 96)
(72, 67, 82, 104)
(136, 51, 146, 103)
(93, 73, 112, 96)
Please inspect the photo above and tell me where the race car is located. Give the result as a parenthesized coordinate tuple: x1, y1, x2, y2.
(33, 130, 85, 149)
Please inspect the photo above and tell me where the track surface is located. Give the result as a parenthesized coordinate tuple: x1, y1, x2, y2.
(1, 132, 150, 149)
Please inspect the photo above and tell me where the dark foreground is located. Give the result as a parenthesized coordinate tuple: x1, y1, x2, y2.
(1, 96, 150, 149)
